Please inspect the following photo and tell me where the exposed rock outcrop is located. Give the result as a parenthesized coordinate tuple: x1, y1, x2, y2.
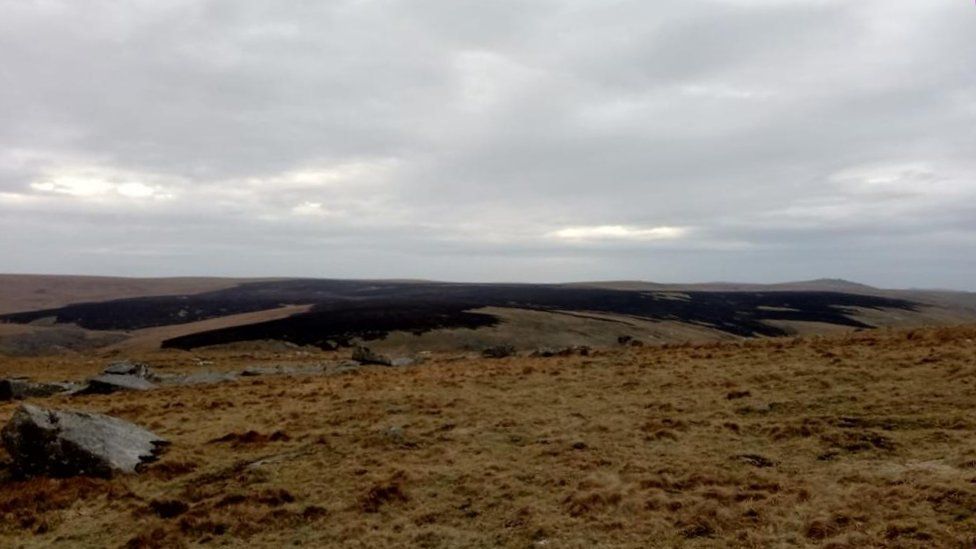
(530, 345, 591, 358)
(352, 346, 417, 367)
(78, 374, 156, 395)
(103, 360, 153, 379)
(482, 345, 516, 359)
(1, 403, 168, 478)
(0, 379, 78, 401)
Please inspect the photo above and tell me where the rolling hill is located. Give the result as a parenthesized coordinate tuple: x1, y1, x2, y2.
(0, 275, 974, 355)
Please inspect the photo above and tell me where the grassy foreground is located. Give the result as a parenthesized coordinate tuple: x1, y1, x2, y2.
(0, 325, 975, 548)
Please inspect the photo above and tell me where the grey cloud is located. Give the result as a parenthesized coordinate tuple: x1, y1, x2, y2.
(0, 0, 973, 288)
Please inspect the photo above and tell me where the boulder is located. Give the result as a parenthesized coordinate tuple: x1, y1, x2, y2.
(0, 379, 78, 401)
(482, 345, 516, 359)
(352, 346, 394, 366)
(78, 374, 156, 395)
(2, 403, 169, 478)
(103, 360, 153, 379)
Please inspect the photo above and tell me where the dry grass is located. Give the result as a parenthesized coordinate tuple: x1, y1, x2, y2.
(0, 274, 259, 315)
(0, 325, 975, 547)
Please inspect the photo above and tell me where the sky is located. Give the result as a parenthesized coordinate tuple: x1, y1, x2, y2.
(1, 0, 974, 289)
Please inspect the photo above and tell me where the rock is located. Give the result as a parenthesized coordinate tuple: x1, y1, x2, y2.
(617, 335, 633, 345)
(352, 346, 394, 366)
(382, 425, 416, 448)
(78, 374, 156, 395)
(167, 371, 238, 386)
(531, 347, 559, 358)
(103, 360, 152, 379)
(530, 345, 592, 358)
(2, 403, 169, 477)
(240, 367, 274, 377)
(734, 454, 775, 468)
(351, 346, 416, 367)
(482, 345, 516, 359)
(385, 425, 405, 442)
(321, 340, 339, 351)
(332, 360, 361, 375)
(0, 379, 78, 401)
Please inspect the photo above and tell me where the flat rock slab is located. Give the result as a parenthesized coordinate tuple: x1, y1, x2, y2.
(157, 371, 239, 386)
(1, 403, 168, 478)
(78, 374, 156, 395)
(0, 379, 79, 401)
(103, 361, 153, 379)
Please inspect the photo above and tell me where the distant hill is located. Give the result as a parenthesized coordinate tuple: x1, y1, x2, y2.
(1, 274, 974, 355)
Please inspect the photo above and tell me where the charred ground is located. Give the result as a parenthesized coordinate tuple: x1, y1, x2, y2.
(0, 279, 919, 350)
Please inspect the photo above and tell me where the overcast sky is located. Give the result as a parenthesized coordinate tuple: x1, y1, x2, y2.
(1, 1, 973, 289)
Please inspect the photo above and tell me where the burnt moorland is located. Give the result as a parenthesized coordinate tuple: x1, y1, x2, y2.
(0, 280, 919, 350)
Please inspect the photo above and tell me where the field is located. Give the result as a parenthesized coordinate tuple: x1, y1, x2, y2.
(0, 324, 974, 547)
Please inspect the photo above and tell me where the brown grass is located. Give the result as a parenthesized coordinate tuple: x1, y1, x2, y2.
(0, 325, 974, 547)
(0, 274, 262, 314)
(109, 304, 313, 352)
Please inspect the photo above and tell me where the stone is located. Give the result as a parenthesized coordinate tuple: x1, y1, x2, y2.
(332, 360, 361, 375)
(351, 346, 417, 367)
(482, 345, 516, 359)
(2, 403, 169, 478)
(531, 345, 593, 358)
(352, 346, 394, 366)
(240, 367, 274, 377)
(78, 374, 156, 395)
(103, 360, 153, 379)
(0, 379, 78, 401)
(167, 371, 238, 386)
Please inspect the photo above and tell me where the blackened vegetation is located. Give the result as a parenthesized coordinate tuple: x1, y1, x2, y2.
(0, 279, 919, 350)
(162, 303, 499, 350)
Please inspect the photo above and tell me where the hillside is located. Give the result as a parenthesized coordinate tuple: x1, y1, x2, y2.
(2, 275, 974, 356)
(0, 325, 973, 547)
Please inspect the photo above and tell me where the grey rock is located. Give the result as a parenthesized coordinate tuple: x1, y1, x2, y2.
(352, 346, 393, 366)
(240, 367, 274, 377)
(78, 374, 156, 395)
(103, 360, 153, 379)
(482, 345, 516, 359)
(1, 403, 168, 477)
(385, 425, 405, 442)
(352, 346, 419, 367)
(0, 379, 78, 401)
(167, 371, 238, 386)
(332, 360, 361, 375)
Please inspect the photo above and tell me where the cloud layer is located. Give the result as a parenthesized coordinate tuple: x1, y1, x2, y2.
(1, 0, 974, 288)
